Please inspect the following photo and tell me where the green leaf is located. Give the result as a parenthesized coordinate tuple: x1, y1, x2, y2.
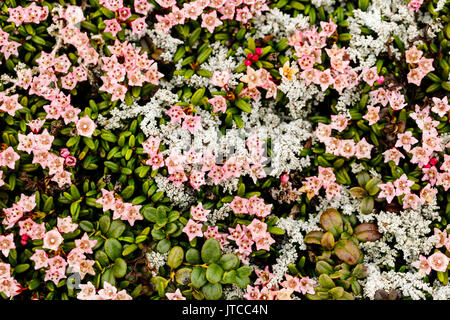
(142, 206, 157, 222)
(186, 248, 201, 264)
(99, 215, 111, 234)
(202, 283, 223, 300)
(104, 239, 122, 261)
(167, 246, 184, 269)
(219, 253, 240, 271)
(201, 238, 222, 264)
(191, 266, 207, 288)
(112, 258, 127, 278)
(236, 266, 252, 278)
(206, 264, 224, 284)
(156, 239, 171, 254)
(106, 220, 126, 238)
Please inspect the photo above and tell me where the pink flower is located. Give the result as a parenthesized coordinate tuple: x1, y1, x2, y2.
(76, 115, 96, 138)
(201, 11, 222, 33)
(412, 255, 431, 275)
(254, 233, 275, 251)
(378, 182, 396, 203)
(65, 156, 77, 167)
(0, 234, 15, 257)
(320, 18, 337, 37)
(0, 94, 23, 116)
(405, 46, 423, 64)
(394, 174, 414, 196)
(418, 57, 434, 74)
(315, 69, 334, 91)
(208, 95, 228, 113)
(229, 196, 249, 214)
(43, 229, 64, 251)
(0, 147, 20, 170)
(431, 96, 449, 117)
(165, 105, 185, 124)
(117, 7, 131, 21)
(60, 148, 70, 158)
(383, 148, 405, 165)
(189, 170, 206, 190)
(0, 262, 10, 279)
(363, 106, 380, 125)
(325, 182, 342, 200)
(182, 219, 204, 241)
(182, 115, 202, 134)
(98, 281, 117, 300)
(434, 228, 449, 249)
(247, 219, 268, 239)
(281, 274, 300, 292)
(96, 189, 116, 212)
(104, 19, 122, 36)
(75, 233, 97, 254)
(130, 17, 147, 37)
(166, 288, 186, 300)
(408, 0, 423, 12)
(338, 139, 356, 158)
(211, 70, 230, 87)
(407, 68, 424, 86)
(44, 268, 66, 285)
(57, 216, 78, 234)
(355, 138, 373, 159)
(298, 276, 316, 295)
(395, 131, 418, 152)
(402, 193, 422, 210)
(190, 203, 210, 222)
(330, 114, 348, 132)
(361, 66, 378, 86)
(428, 251, 449, 272)
(254, 266, 273, 286)
(235, 6, 252, 23)
(77, 282, 98, 300)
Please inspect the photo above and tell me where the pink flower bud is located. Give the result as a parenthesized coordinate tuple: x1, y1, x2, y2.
(65, 156, 77, 167)
(251, 54, 259, 62)
(247, 53, 254, 59)
(21, 234, 29, 245)
(429, 158, 438, 166)
(60, 148, 70, 158)
(255, 47, 262, 56)
(244, 59, 252, 66)
(376, 76, 385, 85)
(281, 174, 289, 183)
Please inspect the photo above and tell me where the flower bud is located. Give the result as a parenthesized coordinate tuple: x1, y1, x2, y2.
(65, 156, 77, 167)
(255, 47, 262, 56)
(244, 59, 252, 66)
(60, 148, 70, 158)
(281, 174, 289, 183)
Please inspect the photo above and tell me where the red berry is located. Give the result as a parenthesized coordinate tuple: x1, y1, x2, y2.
(244, 59, 252, 66)
(247, 53, 254, 59)
(251, 54, 259, 62)
(255, 47, 262, 56)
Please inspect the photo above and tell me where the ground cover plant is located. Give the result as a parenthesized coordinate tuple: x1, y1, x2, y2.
(0, 0, 449, 300)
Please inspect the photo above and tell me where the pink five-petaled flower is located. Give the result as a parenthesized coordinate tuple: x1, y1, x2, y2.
(30, 249, 48, 270)
(405, 46, 423, 64)
(211, 70, 230, 88)
(254, 266, 273, 286)
(208, 95, 228, 113)
(96, 189, 116, 212)
(181, 115, 202, 134)
(408, 0, 423, 12)
(378, 182, 396, 203)
(75, 233, 97, 254)
(165, 105, 185, 124)
(201, 11, 222, 33)
(361, 66, 378, 87)
(394, 174, 414, 196)
(57, 216, 78, 234)
(0, 234, 15, 257)
(428, 251, 449, 272)
(383, 148, 405, 165)
(298, 277, 316, 295)
(431, 96, 449, 118)
(98, 281, 117, 300)
(166, 288, 186, 300)
(42, 229, 64, 251)
(104, 19, 122, 36)
(329, 114, 348, 132)
(434, 228, 448, 249)
(182, 219, 203, 241)
(412, 254, 431, 275)
(190, 203, 210, 222)
(229, 196, 249, 214)
(280, 274, 300, 292)
(363, 106, 380, 125)
(355, 138, 373, 159)
(0, 147, 20, 170)
(76, 115, 96, 138)
(395, 131, 418, 152)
